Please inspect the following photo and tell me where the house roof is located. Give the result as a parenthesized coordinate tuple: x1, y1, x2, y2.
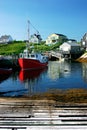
(30, 34, 42, 40)
(0, 35, 11, 41)
(68, 39, 77, 42)
(0, 35, 11, 40)
(55, 33, 67, 37)
(34, 34, 42, 39)
(63, 41, 80, 46)
(0, 35, 13, 44)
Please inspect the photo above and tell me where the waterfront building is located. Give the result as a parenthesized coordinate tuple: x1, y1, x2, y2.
(59, 41, 81, 54)
(59, 41, 81, 59)
(81, 33, 87, 50)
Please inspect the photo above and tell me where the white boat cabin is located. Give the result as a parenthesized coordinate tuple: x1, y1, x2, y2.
(19, 49, 48, 63)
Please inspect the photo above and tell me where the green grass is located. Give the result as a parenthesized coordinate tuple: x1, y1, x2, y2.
(0, 42, 26, 55)
(0, 40, 82, 56)
(0, 42, 50, 55)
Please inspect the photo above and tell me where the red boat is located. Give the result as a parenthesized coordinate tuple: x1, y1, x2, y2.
(18, 20, 48, 70)
(18, 49, 48, 70)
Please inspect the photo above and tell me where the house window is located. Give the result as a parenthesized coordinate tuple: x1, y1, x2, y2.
(82, 41, 85, 45)
(52, 40, 56, 43)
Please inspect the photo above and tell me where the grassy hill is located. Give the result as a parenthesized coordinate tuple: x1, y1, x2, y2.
(0, 41, 62, 56)
(0, 38, 82, 56)
(0, 42, 26, 55)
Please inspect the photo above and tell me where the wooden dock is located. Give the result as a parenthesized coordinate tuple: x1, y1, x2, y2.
(0, 99, 87, 129)
(48, 51, 64, 61)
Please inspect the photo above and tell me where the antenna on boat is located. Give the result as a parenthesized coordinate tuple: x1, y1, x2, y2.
(26, 20, 40, 51)
(28, 20, 30, 43)
(29, 20, 39, 35)
(26, 20, 30, 50)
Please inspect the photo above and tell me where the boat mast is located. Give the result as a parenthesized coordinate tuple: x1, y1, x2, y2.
(28, 20, 30, 43)
(26, 20, 30, 50)
(26, 20, 40, 51)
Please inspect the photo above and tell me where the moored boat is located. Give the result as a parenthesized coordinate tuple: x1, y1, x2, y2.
(0, 56, 12, 75)
(0, 56, 13, 69)
(0, 68, 12, 75)
(18, 49, 48, 70)
(18, 20, 48, 70)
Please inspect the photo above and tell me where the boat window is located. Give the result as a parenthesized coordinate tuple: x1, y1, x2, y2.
(28, 54, 30, 57)
(36, 54, 38, 57)
(31, 54, 35, 57)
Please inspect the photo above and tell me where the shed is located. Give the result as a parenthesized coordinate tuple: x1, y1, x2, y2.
(59, 41, 81, 54)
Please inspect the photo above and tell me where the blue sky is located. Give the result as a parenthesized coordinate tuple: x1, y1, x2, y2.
(0, 0, 87, 41)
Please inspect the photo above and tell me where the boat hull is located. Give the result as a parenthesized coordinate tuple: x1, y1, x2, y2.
(18, 58, 48, 70)
(0, 68, 12, 75)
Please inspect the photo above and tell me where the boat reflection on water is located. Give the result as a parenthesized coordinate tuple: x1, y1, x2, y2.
(19, 68, 47, 82)
(18, 68, 48, 96)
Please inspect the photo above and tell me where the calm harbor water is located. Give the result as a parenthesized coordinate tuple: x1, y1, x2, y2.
(0, 61, 87, 97)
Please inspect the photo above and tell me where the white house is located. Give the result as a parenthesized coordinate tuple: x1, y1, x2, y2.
(45, 33, 67, 46)
(29, 34, 42, 43)
(0, 35, 13, 44)
(59, 41, 81, 54)
(81, 33, 87, 50)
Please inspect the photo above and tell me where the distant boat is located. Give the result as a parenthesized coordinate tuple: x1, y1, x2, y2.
(18, 20, 48, 70)
(0, 55, 12, 76)
(0, 68, 12, 83)
(0, 68, 12, 75)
